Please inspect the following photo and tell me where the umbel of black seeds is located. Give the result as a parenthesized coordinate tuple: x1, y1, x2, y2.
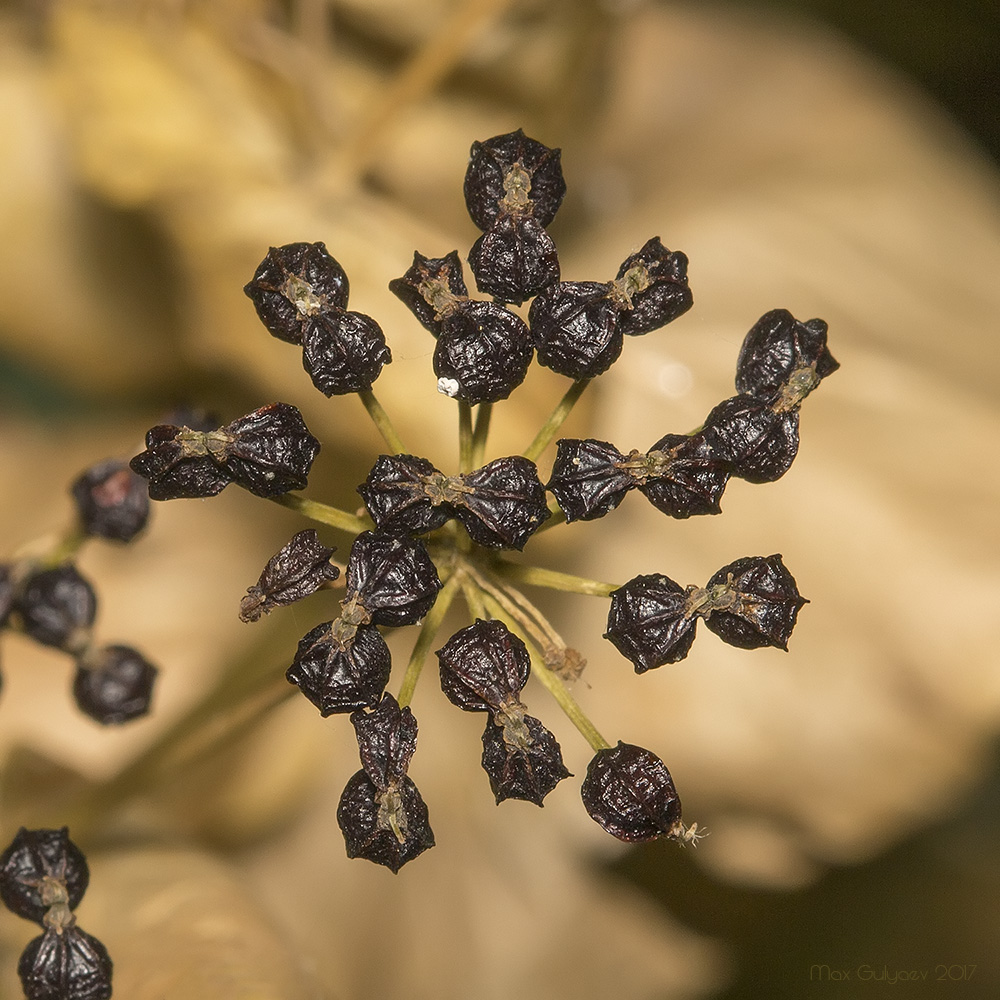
(130, 402, 320, 500)
(463, 129, 566, 304)
(0, 828, 112, 1000)
(359, 453, 550, 550)
(240, 529, 340, 623)
(581, 742, 684, 842)
(244, 242, 392, 395)
(71, 459, 150, 543)
(547, 433, 730, 523)
(605, 554, 807, 672)
(389, 251, 533, 404)
(437, 620, 571, 805)
(337, 693, 434, 872)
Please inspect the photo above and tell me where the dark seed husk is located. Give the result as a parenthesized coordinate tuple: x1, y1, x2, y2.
(547, 438, 632, 522)
(388, 250, 469, 336)
(458, 456, 550, 550)
(434, 300, 533, 404)
(16, 566, 97, 652)
(240, 529, 340, 623)
(345, 532, 441, 627)
(735, 308, 838, 404)
(73, 645, 158, 725)
(70, 459, 150, 543)
(18, 927, 112, 1000)
(243, 242, 350, 345)
(605, 574, 698, 672)
(581, 742, 683, 842)
(286, 622, 390, 716)
(468, 215, 560, 305)
(703, 394, 800, 484)
(0, 828, 89, 926)
(636, 432, 731, 518)
(301, 310, 392, 396)
(437, 619, 531, 713)
(612, 238, 693, 337)
(357, 454, 452, 537)
(702, 554, 807, 651)
(480, 711, 571, 806)
(529, 281, 622, 380)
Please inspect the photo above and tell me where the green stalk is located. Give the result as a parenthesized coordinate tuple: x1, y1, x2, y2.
(397, 571, 462, 707)
(523, 378, 590, 462)
(471, 402, 492, 467)
(359, 388, 407, 454)
(270, 493, 371, 534)
(458, 400, 474, 473)
(491, 560, 619, 597)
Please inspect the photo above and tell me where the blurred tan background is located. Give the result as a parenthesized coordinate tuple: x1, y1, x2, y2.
(1, 1, 998, 997)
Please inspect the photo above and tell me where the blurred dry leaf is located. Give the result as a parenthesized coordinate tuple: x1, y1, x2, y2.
(0, 1, 999, 998)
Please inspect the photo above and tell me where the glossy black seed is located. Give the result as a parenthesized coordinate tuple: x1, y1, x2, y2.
(286, 621, 390, 716)
(636, 432, 731, 518)
(337, 770, 434, 873)
(17, 566, 97, 652)
(72, 645, 158, 725)
(357, 454, 452, 537)
(581, 742, 683, 842)
(434, 301, 533, 404)
(547, 438, 632, 522)
(301, 310, 392, 395)
(464, 129, 566, 231)
(240, 529, 339, 623)
(611, 238, 693, 337)
(481, 711, 571, 806)
(701, 554, 807, 651)
(70, 459, 150, 543)
(388, 251, 469, 336)
(337, 694, 435, 872)
(221, 402, 321, 496)
(468, 215, 560, 305)
(459, 456, 550, 550)
(437, 619, 531, 713)
(736, 308, 839, 405)
(529, 281, 622, 379)
(0, 563, 14, 627)
(18, 927, 112, 1000)
(243, 242, 350, 346)
(0, 828, 89, 925)
(345, 532, 441, 627)
(703, 394, 800, 483)
(605, 574, 697, 672)
(129, 423, 231, 500)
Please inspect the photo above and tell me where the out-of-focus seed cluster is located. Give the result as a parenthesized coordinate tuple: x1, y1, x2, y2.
(122, 129, 838, 873)
(1, 460, 158, 724)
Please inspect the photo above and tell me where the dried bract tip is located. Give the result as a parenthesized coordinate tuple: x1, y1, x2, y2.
(240, 529, 339, 623)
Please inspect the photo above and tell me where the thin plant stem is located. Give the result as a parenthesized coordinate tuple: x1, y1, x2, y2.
(397, 570, 461, 707)
(359, 388, 407, 454)
(45, 524, 88, 567)
(458, 400, 474, 473)
(461, 573, 487, 621)
(270, 493, 371, 534)
(471, 402, 492, 467)
(491, 560, 619, 597)
(479, 593, 610, 752)
(523, 378, 590, 462)
(463, 564, 552, 653)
